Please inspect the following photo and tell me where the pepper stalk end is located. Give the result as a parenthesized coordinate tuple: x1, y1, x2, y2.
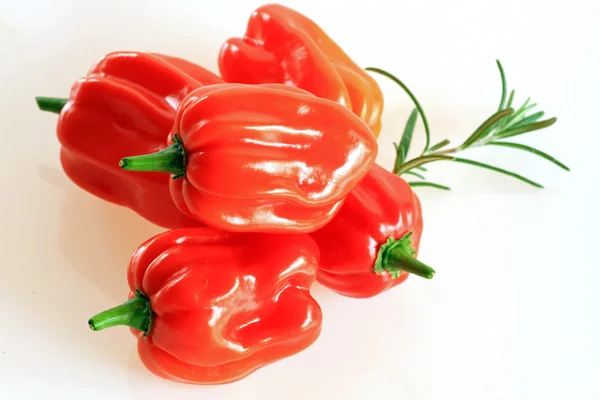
(35, 96, 68, 114)
(374, 233, 436, 279)
(88, 290, 153, 336)
(119, 136, 187, 178)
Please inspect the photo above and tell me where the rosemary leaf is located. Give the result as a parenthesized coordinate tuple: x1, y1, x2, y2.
(487, 141, 570, 171)
(366, 67, 431, 152)
(394, 109, 418, 171)
(496, 117, 557, 139)
(404, 170, 426, 180)
(409, 181, 451, 190)
(496, 97, 532, 132)
(496, 60, 507, 111)
(460, 108, 514, 149)
(506, 90, 515, 108)
(500, 102, 538, 131)
(395, 155, 455, 175)
(427, 139, 451, 153)
(451, 157, 544, 188)
(511, 111, 545, 129)
(495, 90, 517, 132)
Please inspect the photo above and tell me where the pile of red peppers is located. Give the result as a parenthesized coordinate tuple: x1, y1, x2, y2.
(36, 4, 436, 384)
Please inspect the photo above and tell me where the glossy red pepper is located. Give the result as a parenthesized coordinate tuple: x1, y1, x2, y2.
(310, 163, 435, 298)
(88, 227, 322, 384)
(118, 83, 378, 233)
(35, 51, 223, 228)
(218, 3, 384, 137)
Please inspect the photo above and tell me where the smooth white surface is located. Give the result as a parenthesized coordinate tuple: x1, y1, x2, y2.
(0, 0, 598, 399)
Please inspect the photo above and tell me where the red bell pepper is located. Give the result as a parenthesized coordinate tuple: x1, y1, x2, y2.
(35, 51, 223, 229)
(218, 3, 384, 137)
(310, 163, 435, 298)
(118, 83, 378, 233)
(88, 227, 322, 385)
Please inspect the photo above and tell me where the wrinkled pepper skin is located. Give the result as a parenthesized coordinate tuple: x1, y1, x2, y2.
(88, 228, 322, 385)
(310, 163, 434, 298)
(120, 83, 378, 233)
(218, 3, 384, 136)
(53, 51, 223, 228)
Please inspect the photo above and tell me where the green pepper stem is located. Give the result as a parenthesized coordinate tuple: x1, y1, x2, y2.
(374, 233, 436, 279)
(35, 96, 68, 114)
(119, 136, 186, 178)
(386, 244, 435, 279)
(88, 290, 153, 335)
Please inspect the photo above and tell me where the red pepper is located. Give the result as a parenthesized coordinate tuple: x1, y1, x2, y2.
(88, 227, 322, 384)
(218, 3, 384, 137)
(35, 51, 223, 229)
(310, 163, 435, 298)
(118, 83, 378, 233)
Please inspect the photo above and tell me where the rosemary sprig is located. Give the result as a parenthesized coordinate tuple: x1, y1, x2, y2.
(367, 60, 569, 190)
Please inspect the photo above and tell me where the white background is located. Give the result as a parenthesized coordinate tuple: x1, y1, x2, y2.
(0, 0, 598, 399)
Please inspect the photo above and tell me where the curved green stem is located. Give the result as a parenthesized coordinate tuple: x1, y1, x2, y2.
(496, 59, 507, 111)
(35, 96, 68, 114)
(366, 67, 431, 153)
(119, 135, 186, 178)
(374, 233, 435, 279)
(88, 290, 153, 336)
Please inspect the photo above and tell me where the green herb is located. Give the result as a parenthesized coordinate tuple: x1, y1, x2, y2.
(394, 109, 418, 170)
(367, 60, 569, 190)
(408, 181, 451, 191)
(366, 67, 431, 153)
